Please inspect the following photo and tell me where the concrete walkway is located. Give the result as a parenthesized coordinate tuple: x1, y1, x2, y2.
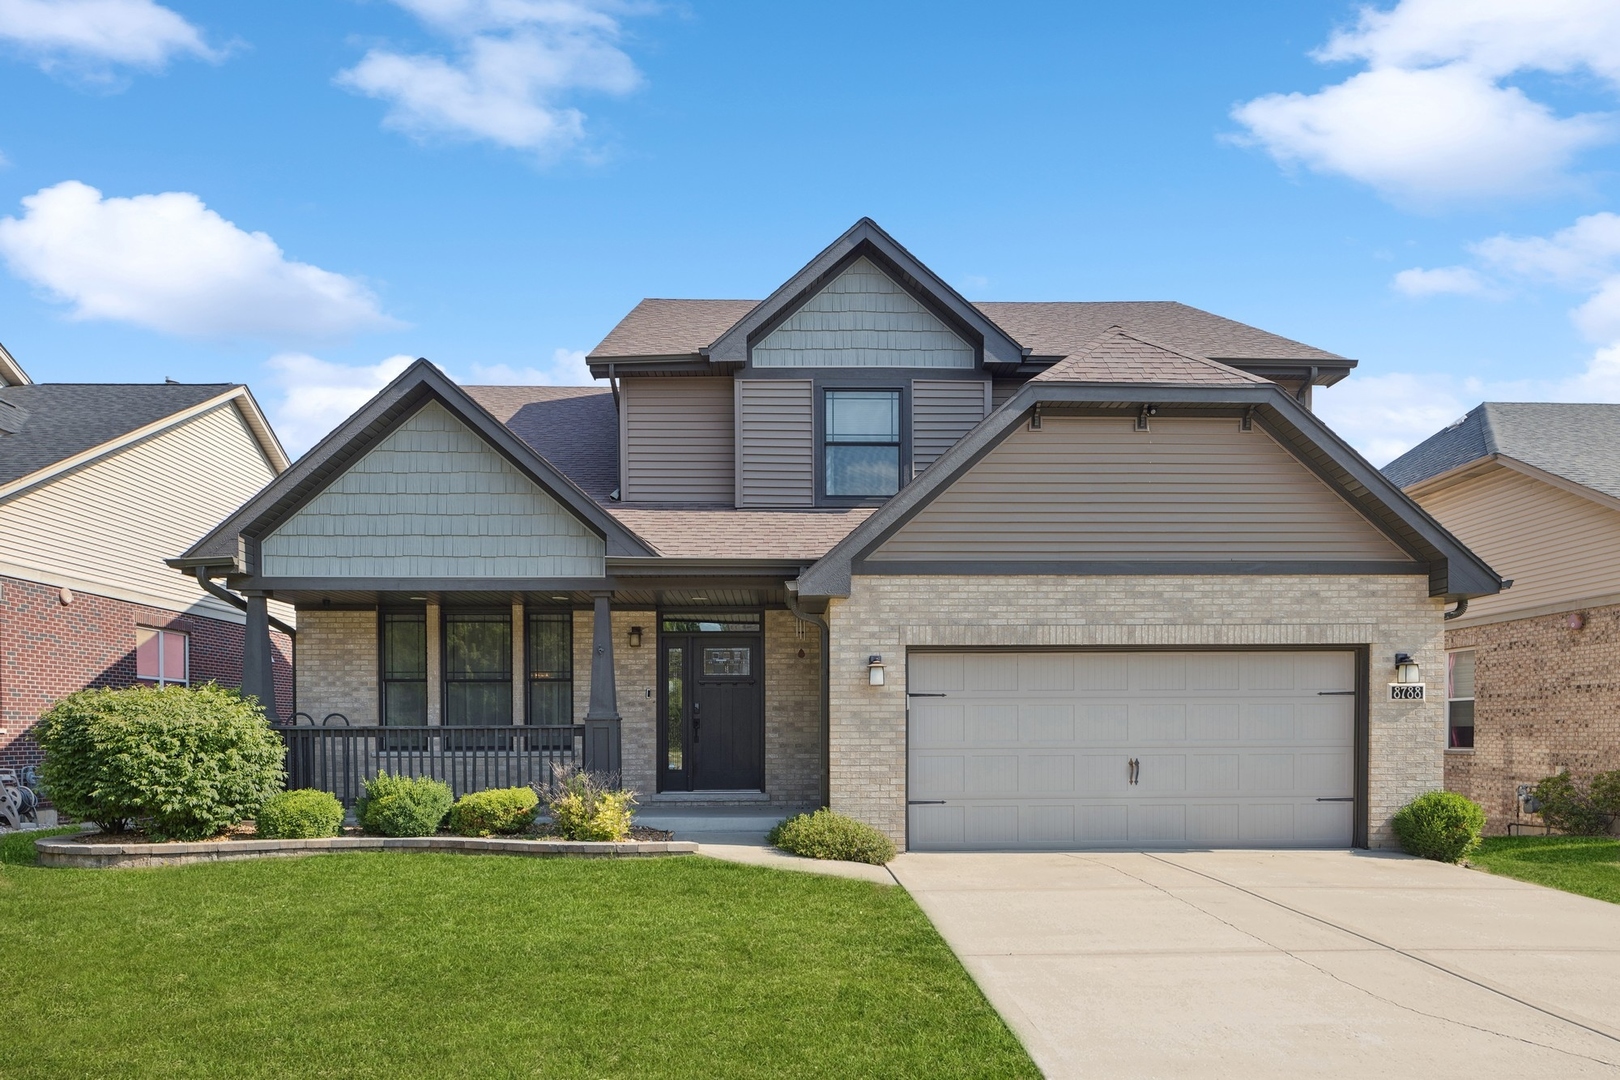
(890, 849, 1620, 1079)
(635, 807, 894, 885)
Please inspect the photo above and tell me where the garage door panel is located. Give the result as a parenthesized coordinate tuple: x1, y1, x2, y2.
(908, 649, 1358, 851)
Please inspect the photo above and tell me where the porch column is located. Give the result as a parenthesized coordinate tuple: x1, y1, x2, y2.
(425, 602, 441, 726)
(511, 599, 526, 725)
(583, 591, 621, 775)
(241, 592, 277, 718)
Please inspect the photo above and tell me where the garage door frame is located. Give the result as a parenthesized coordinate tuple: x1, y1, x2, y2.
(904, 644, 1371, 851)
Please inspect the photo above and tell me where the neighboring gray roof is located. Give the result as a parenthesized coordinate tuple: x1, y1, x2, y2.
(588, 298, 1347, 367)
(1032, 327, 1269, 387)
(464, 385, 619, 501)
(0, 382, 237, 487)
(1385, 402, 1620, 500)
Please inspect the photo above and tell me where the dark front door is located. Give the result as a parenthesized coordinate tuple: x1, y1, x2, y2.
(660, 635, 763, 791)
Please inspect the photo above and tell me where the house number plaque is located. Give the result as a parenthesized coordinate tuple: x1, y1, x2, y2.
(1388, 683, 1426, 701)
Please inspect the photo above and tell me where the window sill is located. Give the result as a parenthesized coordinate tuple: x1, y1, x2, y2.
(1444, 747, 1476, 754)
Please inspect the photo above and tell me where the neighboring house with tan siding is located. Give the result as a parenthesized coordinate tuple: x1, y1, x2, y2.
(178, 219, 1501, 851)
(0, 342, 294, 772)
(1386, 403, 1620, 833)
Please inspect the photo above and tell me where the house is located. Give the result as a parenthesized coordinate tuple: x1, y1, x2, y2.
(1385, 403, 1620, 832)
(176, 219, 1501, 851)
(0, 341, 294, 773)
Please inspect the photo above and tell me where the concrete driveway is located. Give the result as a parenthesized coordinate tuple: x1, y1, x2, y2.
(890, 850, 1620, 1079)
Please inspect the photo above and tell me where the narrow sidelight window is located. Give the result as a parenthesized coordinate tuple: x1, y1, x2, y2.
(380, 613, 427, 726)
(526, 612, 573, 727)
(1447, 650, 1475, 749)
(825, 389, 901, 497)
(444, 612, 512, 728)
(135, 627, 188, 686)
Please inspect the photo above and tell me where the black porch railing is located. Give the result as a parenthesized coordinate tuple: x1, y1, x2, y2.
(273, 725, 585, 807)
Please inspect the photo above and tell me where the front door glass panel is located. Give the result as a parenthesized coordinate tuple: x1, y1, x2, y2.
(665, 645, 684, 771)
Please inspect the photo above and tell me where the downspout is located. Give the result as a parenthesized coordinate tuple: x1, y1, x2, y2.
(607, 363, 620, 409)
(1444, 598, 1468, 621)
(195, 567, 296, 637)
(785, 579, 831, 809)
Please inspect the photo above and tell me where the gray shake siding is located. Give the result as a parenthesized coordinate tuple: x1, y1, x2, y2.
(261, 401, 604, 578)
(735, 379, 814, 507)
(621, 377, 735, 503)
(911, 379, 989, 475)
(872, 416, 1410, 563)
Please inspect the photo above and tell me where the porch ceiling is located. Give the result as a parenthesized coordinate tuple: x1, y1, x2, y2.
(279, 585, 786, 610)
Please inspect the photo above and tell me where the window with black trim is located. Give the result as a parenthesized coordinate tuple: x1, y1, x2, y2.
(380, 613, 427, 727)
(526, 611, 572, 727)
(1447, 650, 1475, 749)
(824, 388, 901, 497)
(444, 612, 512, 728)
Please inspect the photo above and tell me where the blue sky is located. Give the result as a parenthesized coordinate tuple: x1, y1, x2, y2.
(2, 1, 1619, 461)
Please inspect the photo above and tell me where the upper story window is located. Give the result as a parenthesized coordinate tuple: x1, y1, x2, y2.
(135, 627, 188, 686)
(825, 389, 901, 497)
(1447, 650, 1475, 749)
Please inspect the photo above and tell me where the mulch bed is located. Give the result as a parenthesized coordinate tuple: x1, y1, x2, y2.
(64, 822, 676, 844)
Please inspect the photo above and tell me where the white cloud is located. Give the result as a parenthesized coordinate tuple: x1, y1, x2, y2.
(0, 0, 219, 77)
(264, 352, 417, 458)
(1391, 264, 1487, 296)
(1472, 212, 1620, 285)
(465, 347, 595, 384)
(337, 0, 643, 155)
(0, 180, 395, 341)
(1231, 0, 1620, 202)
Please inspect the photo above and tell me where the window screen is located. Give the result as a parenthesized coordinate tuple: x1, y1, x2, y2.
(825, 389, 900, 497)
(444, 612, 512, 728)
(381, 613, 427, 727)
(527, 611, 572, 727)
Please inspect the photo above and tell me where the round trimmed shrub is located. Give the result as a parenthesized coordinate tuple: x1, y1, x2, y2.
(768, 808, 896, 865)
(255, 789, 344, 839)
(449, 787, 539, 836)
(34, 683, 285, 839)
(356, 772, 452, 837)
(1392, 791, 1486, 863)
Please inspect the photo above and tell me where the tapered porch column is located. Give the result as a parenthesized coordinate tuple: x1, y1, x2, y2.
(582, 591, 622, 775)
(241, 592, 277, 718)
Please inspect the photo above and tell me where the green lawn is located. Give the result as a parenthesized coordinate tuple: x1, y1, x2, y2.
(1469, 835, 1620, 904)
(0, 832, 1035, 1079)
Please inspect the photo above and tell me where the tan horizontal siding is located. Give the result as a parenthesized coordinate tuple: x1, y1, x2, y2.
(261, 401, 603, 578)
(912, 380, 988, 474)
(622, 377, 734, 503)
(1417, 466, 1620, 619)
(737, 379, 813, 507)
(872, 415, 1407, 562)
(0, 403, 277, 613)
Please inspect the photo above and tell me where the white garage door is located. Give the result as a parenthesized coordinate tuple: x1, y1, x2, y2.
(907, 650, 1357, 851)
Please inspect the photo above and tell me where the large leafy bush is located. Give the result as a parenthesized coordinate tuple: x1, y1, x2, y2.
(448, 787, 539, 836)
(768, 808, 896, 865)
(355, 772, 452, 837)
(1391, 791, 1486, 863)
(35, 684, 284, 840)
(1532, 770, 1620, 836)
(255, 789, 344, 839)
(543, 768, 634, 841)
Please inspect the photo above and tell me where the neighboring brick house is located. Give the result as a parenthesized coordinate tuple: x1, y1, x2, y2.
(1386, 403, 1620, 833)
(179, 219, 1501, 851)
(0, 342, 294, 772)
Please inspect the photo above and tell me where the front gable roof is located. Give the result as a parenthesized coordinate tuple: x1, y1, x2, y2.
(706, 218, 1026, 371)
(177, 359, 655, 573)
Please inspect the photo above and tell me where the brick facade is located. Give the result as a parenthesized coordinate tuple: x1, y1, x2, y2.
(294, 609, 378, 723)
(764, 609, 823, 807)
(0, 575, 293, 771)
(825, 574, 1446, 850)
(1444, 601, 1620, 833)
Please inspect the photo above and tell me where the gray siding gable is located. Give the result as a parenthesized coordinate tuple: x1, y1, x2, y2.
(261, 400, 604, 578)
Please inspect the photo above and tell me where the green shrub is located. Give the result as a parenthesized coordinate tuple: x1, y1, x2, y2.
(1392, 791, 1486, 863)
(34, 684, 284, 840)
(768, 809, 896, 865)
(255, 789, 344, 839)
(543, 768, 635, 841)
(1532, 770, 1619, 836)
(449, 787, 539, 836)
(355, 772, 452, 837)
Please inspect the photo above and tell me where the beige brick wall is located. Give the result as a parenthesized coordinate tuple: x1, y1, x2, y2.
(826, 574, 1446, 850)
(570, 609, 658, 796)
(294, 609, 379, 723)
(765, 609, 823, 807)
(1445, 601, 1620, 833)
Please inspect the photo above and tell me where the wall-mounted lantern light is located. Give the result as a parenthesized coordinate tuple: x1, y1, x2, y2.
(1393, 652, 1421, 685)
(628, 626, 643, 648)
(868, 654, 886, 686)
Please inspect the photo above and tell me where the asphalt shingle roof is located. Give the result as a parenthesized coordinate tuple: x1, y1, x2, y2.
(1384, 402, 1620, 500)
(464, 385, 620, 502)
(1031, 327, 1270, 387)
(0, 382, 236, 487)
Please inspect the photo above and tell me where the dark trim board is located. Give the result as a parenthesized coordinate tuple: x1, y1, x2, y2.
(903, 643, 1371, 852)
(855, 560, 1427, 577)
(252, 577, 618, 594)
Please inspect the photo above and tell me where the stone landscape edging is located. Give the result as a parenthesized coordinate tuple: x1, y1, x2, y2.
(35, 833, 698, 869)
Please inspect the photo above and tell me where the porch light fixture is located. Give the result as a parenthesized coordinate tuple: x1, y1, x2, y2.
(1393, 652, 1421, 685)
(868, 655, 886, 686)
(628, 626, 643, 648)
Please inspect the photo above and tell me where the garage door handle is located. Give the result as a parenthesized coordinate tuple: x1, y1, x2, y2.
(908, 800, 946, 805)
(1316, 797, 1353, 802)
(907, 692, 947, 698)
(1317, 691, 1356, 696)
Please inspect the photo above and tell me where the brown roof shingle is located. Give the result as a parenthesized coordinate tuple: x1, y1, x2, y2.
(589, 299, 758, 360)
(607, 507, 873, 559)
(1031, 327, 1269, 387)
